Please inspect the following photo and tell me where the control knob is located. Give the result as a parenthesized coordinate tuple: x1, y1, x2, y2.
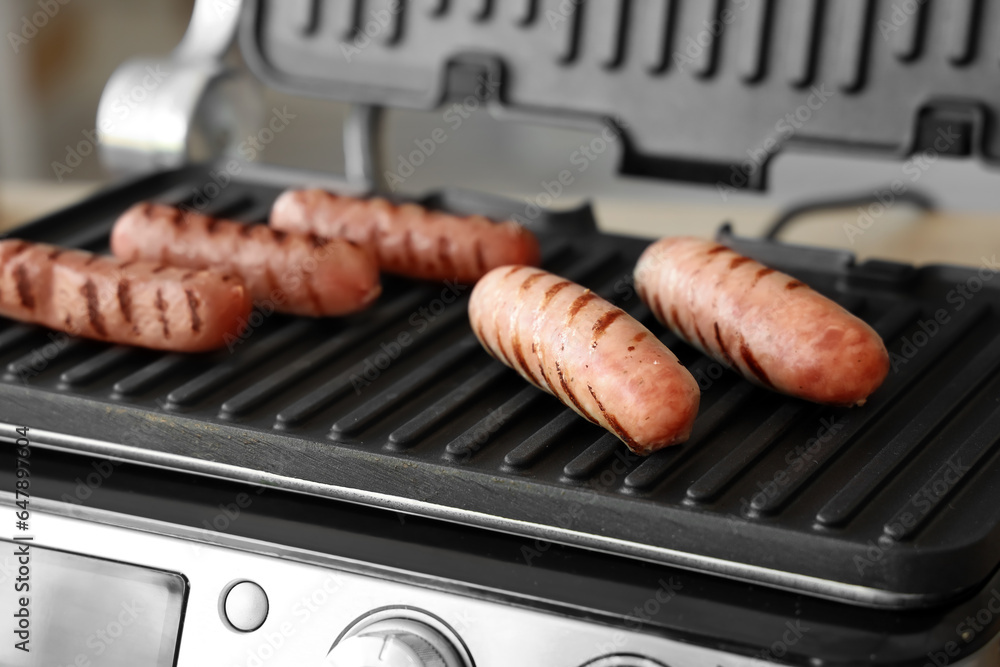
(327, 618, 466, 667)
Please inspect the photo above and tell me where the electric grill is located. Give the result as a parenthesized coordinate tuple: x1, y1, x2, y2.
(3, 1, 1000, 665)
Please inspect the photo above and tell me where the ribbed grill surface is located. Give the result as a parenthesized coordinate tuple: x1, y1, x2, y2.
(3, 172, 1000, 605)
(246, 0, 1000, 184)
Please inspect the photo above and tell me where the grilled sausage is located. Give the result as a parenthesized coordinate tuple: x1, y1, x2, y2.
(0, 239, 250, 352)
(270, 189, 541, 284)
(470, 266, 700, 455)
(634, 237, 890, 406)
(111, 203, 381, 318)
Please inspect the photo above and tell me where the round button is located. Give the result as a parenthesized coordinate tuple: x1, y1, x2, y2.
(222, 581, 268, 632)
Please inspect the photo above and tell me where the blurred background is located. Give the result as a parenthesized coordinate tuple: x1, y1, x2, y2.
(1, 0, 999, 262)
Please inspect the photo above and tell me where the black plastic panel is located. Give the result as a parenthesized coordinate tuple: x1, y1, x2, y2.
(2, 166, 1000, 608)
(240, 0, 1000, 187)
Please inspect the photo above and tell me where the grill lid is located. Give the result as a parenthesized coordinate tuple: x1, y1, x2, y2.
(238, 0, 1000, 187)
(3, 167, 1000, 609)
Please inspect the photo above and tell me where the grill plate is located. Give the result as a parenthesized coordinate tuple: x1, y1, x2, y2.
(3, 164, 999, 608)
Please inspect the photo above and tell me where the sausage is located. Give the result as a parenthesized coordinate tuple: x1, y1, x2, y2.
(111, 203, 381, 317)
(469, 266, 700, 455)
(634, 237, 890, 406)
(0, 239, 251, 352)
(270, 189, 541, 283)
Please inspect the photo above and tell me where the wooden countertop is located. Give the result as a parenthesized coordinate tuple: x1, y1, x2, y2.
(3, 180, 998, 268)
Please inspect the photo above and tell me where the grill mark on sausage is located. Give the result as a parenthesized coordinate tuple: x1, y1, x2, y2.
(151, 265, 167, 274)
(141, 202, 153, 216)
(185, 289, 202, 333)
(591, 309, 624, 348)
(510, 329, 539, 385)
(587, 383, 637, 449)
(537, 362, 561, 398)
(270, 229, 288, 244)
(567, 292, 596, 322)
(740, 336, 773, 387)
(539, 281, 571, 310)
(83, 254, 99, 266)
(47, 248, 64, 261)
(706, 245, 728, 255)
(504, 265, 526, 279)
(751, 267, 775, 289)
(118, 260, 135, 271)
(693, 320, 711, 353)
(309, 233, 328, 249)
(14, 265, 34, 310)
(155, 288, 170, 339)
(651, 293, 667, 324)
(437, 236, 456, 276)
(7, 241, 29, 258)
(633, 331, 648, 343)
(206, 217, 221, 234)
(671, 305, 690, 340)
(729, 256, 751, 270)
(117, 279, 133, 323)
(786, 280, 805, 290)
(508, 273, 546, 384)
(170, 208, 185, 228)
(556, 360, 594, 422)
(714, 322, 736, 367)
(239, 224, 254, 238)
(402, 229, 417, 268)
(264, 265, 278, 294)
(494, 334, 515, 368)
(519, 272, 545, 294)
(475, 323, 495, 359)
(181, 272, 195, 281)
(473, 239, 486, 275)
(81, 279, 107, 337)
